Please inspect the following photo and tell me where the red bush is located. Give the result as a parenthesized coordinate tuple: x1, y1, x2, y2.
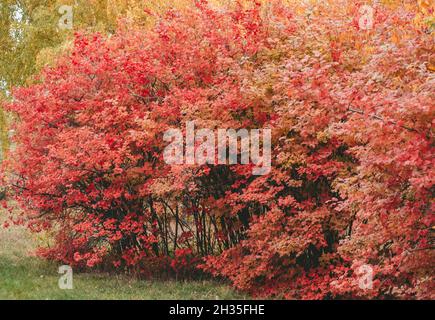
(2, 1, 433, 298)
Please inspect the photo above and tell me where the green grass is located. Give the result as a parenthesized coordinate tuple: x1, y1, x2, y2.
(0, 213, 246, 300)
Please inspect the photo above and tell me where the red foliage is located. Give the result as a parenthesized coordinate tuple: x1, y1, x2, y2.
(170, 248, 201, 279)
(1, 1, 433, 298)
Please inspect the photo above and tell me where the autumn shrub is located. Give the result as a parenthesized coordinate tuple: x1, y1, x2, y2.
(200, 1, 434, 299)
(1, 0, 433, 299)
(2, 0, 274, 271)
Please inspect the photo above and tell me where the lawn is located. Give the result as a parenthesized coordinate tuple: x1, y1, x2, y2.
(0, 213, 246, 300)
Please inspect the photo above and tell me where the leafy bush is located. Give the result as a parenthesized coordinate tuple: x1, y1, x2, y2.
(2, 1, 433, 299)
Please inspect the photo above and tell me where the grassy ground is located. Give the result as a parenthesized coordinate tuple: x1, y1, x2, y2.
(0, 212, 246, 300)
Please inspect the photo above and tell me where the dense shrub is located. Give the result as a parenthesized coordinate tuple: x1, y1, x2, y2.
(1, 1, 433, 298)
